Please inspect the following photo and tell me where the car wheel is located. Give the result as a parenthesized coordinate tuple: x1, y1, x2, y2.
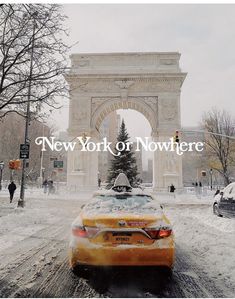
(163, 267, 173, 278)
(71, 265, 89, 278)
(213, 203, 223, 217)
(157, 266, 173, 279)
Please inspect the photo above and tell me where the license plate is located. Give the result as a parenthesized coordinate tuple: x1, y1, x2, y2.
(113, 232, 132, 243)
(115, 237, 130, 242)
(102, 232, 153, 245)
(103, 232, 132, 244)
(112, 232, 132, 237)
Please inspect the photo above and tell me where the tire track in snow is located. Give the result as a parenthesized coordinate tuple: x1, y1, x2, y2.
(0, 223, 69, 297)
(0, 220, 64, 270)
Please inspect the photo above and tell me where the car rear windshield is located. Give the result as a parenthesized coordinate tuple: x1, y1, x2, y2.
(84, 194, 160, 214)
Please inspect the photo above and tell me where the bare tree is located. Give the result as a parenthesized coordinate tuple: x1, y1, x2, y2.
(202, 108, 235, 186)
(0, 4, 70, 119)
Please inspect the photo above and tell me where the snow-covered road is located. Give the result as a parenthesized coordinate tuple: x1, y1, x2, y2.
(0, 191, 234, 297)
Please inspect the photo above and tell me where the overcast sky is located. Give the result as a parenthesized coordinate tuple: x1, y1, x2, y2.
(50, 4, 235, 140)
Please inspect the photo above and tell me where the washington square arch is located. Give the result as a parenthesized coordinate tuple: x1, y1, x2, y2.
(65, 52, 187, 191)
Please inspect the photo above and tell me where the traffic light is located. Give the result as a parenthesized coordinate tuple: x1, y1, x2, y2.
(14, 159, 21, 170)
(9, 160, 15, 169)
(8, 159, 21, 170)
(174, 130, 180, 144)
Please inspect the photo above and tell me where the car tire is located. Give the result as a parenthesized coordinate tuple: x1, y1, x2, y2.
(71, 265, 89, 278)
(164, 267, 173, 278)
(158, 266, 173, 279)
(213, 203, 223, 217)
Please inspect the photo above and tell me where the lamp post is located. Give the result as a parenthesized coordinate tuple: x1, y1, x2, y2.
(38, 123, 45, 187)
(18, 12, 37, 208)
(210, 168, 213, 191)
(0, 161, 4, 191)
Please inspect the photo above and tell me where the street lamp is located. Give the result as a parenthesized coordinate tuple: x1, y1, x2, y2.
(18, 11, 38, 208)
(0, 161, 4, 191)
(38, 123, 45, 187)
(210, 168, 213, 191)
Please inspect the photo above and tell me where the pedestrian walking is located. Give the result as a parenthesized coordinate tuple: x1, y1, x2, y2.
(42, 179, 48, 194)
(170, 184, 175, 193)
(48, 180, 55, 195)
(169, 183, 176, 198)
(8, 181, 16, 203)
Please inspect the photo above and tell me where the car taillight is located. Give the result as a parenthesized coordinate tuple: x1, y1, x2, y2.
(158, 229, 172, 238)
(144, 228, 172, 239)
(72, 226, 88, 238)
(72, 226, 100, 238)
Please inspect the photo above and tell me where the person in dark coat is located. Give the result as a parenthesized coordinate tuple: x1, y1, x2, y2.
(170, 184, 175, 193)
(8, 181, 16, 203)
(48, 180, 55, 195)
(42, 179, 48, 194)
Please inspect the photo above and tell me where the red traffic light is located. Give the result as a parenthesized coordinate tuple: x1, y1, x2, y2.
(9, 160, 15, 169)
(8, 159, 21, 170)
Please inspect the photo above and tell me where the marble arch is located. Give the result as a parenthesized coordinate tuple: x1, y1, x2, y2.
(65, 52, 187, 191)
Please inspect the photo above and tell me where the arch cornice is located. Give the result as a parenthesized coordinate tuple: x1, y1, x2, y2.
(65, 74, 186, 95)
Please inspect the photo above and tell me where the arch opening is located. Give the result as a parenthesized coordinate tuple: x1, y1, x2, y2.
(91, 97, 157, 135)
(98, 108, 154, 186)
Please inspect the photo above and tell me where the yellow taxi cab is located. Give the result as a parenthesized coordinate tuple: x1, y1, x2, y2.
(69, 173, 174, 274)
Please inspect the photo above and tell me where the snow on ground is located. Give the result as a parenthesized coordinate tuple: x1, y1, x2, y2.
(164, 203, 235, 292)
(0, 187, 234, 293)
(0, 186, 90, 253)
(0, 197, 59, 252)
(154, 191, 235, 290)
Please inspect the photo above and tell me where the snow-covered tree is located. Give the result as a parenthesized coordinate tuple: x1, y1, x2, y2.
(107, 119, 139, 186)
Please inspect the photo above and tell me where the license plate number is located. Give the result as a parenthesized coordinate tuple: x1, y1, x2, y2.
(115, 237, 130, 242)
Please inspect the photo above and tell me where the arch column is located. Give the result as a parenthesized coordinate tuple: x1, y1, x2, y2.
(67, 132, 99, 192)
(152, 130, 183, 191)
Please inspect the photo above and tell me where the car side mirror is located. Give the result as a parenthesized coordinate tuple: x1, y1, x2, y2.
(160, 205, 163, 209)
(220, 191, 224, 196)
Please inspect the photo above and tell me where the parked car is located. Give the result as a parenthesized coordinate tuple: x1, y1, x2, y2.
(69, 173, 174, 275)
(213, 182, 235, 218)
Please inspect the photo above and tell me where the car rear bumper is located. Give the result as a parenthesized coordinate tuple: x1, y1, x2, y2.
(69, 237, 175, 268)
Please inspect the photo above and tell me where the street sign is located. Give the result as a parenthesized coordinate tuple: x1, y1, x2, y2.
(54, 160, 63, 169)
(0, 161, 4, 170)
(20, 144, 30, 159)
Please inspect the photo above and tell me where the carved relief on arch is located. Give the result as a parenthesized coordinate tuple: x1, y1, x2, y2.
(159, 98, 178, 123)
(91, 97, 118, 117)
